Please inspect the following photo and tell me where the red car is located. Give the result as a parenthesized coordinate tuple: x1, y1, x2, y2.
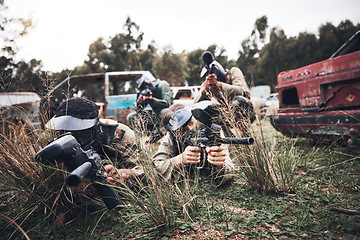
(270, 30, 360, 143)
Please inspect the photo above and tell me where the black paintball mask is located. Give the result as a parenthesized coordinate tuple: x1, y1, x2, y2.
(45, 98, 101, 150)
(200, 51, 226, 83)
(46, 115, 100, 150)
(191, 100, 222, 127)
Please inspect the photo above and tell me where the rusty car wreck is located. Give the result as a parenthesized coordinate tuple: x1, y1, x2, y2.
(270, 30, 360, 145)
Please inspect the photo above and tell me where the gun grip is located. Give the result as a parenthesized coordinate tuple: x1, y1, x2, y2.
(92, 179, 124, 210)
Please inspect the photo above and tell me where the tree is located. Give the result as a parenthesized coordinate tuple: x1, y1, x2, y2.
(78, 16, 145, 74)
(153, 46, 187, 86)
(237, 37, 259, 87)
(254, 27, 287, 88)
(237, 16, 269, 87)
(318, 20, 360, 59)
(317, 22, 338, 59)
(252, 15, 268, 45)
(109, 16, 144, 71)
(79, 37, 109, 74)
(12, 59, 47, 93)
(186, 49, 204, 86)
(0, 2, 48, 93)
(138, 41, 158, 71)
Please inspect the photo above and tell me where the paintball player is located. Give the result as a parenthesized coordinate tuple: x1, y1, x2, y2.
(152, 103, 235, 187)
(45, 97, 144, 182)
(127, 72, 173, 143)
(194, 51, 255, 134)
(194, 51, 251, 102)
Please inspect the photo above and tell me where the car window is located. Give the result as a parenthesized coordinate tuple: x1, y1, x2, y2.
(174, 90, 192, 99)
(109, 80, 137, 96)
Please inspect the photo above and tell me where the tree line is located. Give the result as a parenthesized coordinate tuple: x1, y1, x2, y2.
(1, 2, 359, 95)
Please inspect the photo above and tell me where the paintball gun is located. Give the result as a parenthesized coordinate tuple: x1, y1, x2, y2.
(189, 101, 254, 168)
(139, 88, 152, 97)
(35, 133, 123, 210)
(186, 122, 254, 169)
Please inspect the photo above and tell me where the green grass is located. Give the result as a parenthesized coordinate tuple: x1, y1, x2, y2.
(1, 113, 359, 239)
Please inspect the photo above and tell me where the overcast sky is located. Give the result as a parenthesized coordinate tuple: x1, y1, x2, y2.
(5, 0, 360, 72)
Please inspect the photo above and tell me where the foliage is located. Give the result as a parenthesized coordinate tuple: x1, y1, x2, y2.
(0, 117, 92, 239)
(75, 17, 144, 75)
(138, 41, 157, 72)
(0, 1, 47, 93)
(153, 47, 188, 86)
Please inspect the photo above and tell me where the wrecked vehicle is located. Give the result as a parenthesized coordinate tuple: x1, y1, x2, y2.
(270, 30, 360, 144)
(265, 93, 279, 116)
(0, 92, 41, 129)
(171, 86, 201, 108)
(46, 71, 155, 124)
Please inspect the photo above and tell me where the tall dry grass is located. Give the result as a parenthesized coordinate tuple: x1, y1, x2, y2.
(111, 113, 200, 235)
(218, 97, 306, 193)
(0, 114, 68, 238)
(0, 101, 109, 238)
(1, 104, 200, 237)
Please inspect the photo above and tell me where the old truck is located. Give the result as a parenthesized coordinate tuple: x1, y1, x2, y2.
(46, 71, 152, 123)
(270, 30, 360, 144)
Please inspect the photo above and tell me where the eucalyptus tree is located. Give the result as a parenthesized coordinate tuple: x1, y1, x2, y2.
(109, 17, 144, 71)
(185, 48, 204, 86)
(0, 1, 36, 92)
(153, 46, 187, 86)
(78, 17, 145, 74)
(237, 16, 268, 87)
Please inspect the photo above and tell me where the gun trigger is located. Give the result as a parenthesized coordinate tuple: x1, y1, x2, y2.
(96, 170, 107, 179)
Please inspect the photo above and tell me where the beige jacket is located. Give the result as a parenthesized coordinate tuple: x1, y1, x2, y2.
(193, 70, 250, 104)
(228, 67, 250, 93)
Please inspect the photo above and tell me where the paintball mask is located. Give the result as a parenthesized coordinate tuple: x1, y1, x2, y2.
(191, 100, 222, 127)
(136, 73, 156, 92)
(200, 51, 226, 82)
(46, 115, 100, 150)
(166, 108, 193, 131)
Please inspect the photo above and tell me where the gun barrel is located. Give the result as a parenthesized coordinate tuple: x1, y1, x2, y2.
(218, 137, 254, 145)
(66, 161, 92, 187)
